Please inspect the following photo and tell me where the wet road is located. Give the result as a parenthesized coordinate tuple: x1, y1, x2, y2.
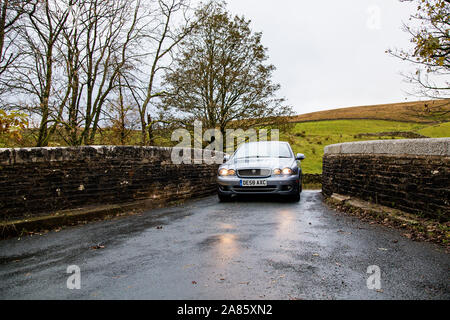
(0, 191, 448, 299)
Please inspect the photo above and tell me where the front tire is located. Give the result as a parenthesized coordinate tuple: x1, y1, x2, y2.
(290, 192, 300, 202)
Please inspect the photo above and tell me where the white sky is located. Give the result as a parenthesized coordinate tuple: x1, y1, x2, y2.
(225, 0, 420, 115)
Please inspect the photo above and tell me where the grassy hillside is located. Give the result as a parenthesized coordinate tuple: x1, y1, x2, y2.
(278, 99, 450, 174)
(416, 122, 450, 137)
(288, 99, 449, 123)
(282, 119, 449, 174)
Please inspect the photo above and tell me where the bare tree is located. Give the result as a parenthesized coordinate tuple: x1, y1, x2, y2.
(79, 0, 142, 144)
(161, 2, 292, 142)
(2, 0, 202, 146)
(121, 0, 207, 145)
(0, 0, 36, 89)
(102, 74, 140, 145)
(8, 0, 73, 146)
(45, 0, 143, 146)
(5, 0, 144, 146)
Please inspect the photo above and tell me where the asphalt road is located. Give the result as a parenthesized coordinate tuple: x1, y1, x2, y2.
(0, 191, 448, 300)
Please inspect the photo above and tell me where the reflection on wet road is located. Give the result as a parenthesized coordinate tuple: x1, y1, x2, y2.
(0, 191, 448, 299)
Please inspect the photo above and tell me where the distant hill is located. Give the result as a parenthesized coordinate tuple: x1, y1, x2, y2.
(288, 99, 449, 124)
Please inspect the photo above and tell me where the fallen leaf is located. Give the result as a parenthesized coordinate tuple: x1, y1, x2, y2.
(90, 244, 105, 250)
(192, 281, 197, 285)
(312, 253, 319, 256)
(378, 248, 388, 251)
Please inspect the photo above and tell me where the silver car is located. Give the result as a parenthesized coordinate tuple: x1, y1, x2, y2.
(217, 141, 305, 202)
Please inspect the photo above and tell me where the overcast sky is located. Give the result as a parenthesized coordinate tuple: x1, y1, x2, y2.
(224, 0, 419, 115)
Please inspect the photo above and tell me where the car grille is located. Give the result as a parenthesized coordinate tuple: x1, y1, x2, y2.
(237, 169, 271, 177)
(232, 186, 278, 192)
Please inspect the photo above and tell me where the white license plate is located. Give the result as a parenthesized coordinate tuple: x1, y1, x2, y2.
(240, 179, 267, 187)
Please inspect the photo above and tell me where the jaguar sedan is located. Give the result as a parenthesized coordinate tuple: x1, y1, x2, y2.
(217, 141, 305, 202)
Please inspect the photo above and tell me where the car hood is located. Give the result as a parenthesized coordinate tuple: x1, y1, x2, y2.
(225, 157, 295, 169)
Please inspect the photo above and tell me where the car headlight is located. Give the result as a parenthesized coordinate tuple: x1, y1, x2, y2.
(219, 168, 236, 176)
(273, 168, 281, 175)
(282, 167, 293, 175)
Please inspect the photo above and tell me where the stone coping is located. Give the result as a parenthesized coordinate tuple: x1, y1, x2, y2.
(324, 138, 450, 156)
(0, 145, 225, 165)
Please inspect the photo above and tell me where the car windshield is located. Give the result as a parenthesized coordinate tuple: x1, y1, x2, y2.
(234, 142, 292, 159)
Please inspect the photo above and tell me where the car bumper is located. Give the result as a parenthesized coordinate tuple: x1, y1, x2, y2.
(217, 175, 300, 195)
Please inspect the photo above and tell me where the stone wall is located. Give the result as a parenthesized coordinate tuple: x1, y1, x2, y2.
(0, 146, 222, 220)
(322, 138, 449, 222)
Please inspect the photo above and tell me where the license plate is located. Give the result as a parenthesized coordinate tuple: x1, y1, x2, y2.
(240, 179, 267, 187)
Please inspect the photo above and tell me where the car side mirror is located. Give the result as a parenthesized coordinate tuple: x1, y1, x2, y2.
(296, 153, 305, 160)
(224, 154, 230, 162)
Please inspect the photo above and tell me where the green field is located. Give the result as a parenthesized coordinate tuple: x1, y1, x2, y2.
(280, 120, 450, 174)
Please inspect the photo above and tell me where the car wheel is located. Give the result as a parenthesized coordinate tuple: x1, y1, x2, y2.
(218, 192, 231, 202)
(291, 192, 300, 202)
